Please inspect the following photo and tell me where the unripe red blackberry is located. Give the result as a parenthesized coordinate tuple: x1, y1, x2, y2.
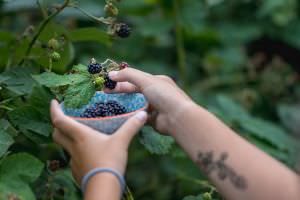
(119, 62, 128, 69)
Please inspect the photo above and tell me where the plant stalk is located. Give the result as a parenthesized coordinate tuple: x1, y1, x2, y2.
(19, 0, 70, 65)
(173, 0, 188, 90)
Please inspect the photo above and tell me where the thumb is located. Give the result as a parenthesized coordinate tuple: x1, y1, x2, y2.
(114, 111, 148, 147)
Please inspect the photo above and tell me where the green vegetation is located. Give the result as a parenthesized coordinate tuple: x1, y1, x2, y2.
(0, 0, 300, 199)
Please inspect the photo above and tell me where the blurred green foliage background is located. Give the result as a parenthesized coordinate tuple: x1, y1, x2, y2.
(1, 0, 300, 199)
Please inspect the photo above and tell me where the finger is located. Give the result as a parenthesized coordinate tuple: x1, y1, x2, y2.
(52, 128, 72, 153)
(103, 82, 139, 93)
(114, 111, 148, 147)
(156, 75, 176, 86)
(50, 100, 95, 141)
(108, 68, 153, 89)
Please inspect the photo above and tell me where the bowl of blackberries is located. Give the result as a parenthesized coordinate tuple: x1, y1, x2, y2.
(61, 92, 148, 134)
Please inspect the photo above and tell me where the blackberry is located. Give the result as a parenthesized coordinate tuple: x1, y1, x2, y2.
(104, 74, 117, 90)
(80, 101, 127, 118)
(119, 62, 128, 70)
(88, 58, 102, 74)
(80, 107, 98, 118)
(116, 23, 131, 38)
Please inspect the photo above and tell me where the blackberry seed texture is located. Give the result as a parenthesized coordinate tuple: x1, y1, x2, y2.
(80, 101, 127, 118)
(88, 62, 102, 74)
(104, 75, 117, 89)
(116, 23, 131, 38)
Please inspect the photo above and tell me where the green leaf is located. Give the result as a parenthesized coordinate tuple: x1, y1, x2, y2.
(72, 63, 89, 74)
(0, 153, 44, 200)
(63, 79, 95, 108)
(207, 94, 250, 123)
(139, 126, 174, 155)
(28, 86, 54, 115)
(33, 71, 90, 88)
(8, 106, 52, 137)
(0, 129, 14, 158)
(277, 104, 300, 136)
(69, 27, 110, 46)
(2, 66, 38, 95)
(239, 118, 293, 151)
(182, 194, 203, 200)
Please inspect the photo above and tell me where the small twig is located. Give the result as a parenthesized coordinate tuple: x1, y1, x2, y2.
(48, 57, 53, 72)
(37, 0, 48, 19)
(19, 0, 70, 65)
(173, 0, 188, 90)
(71, 5, 114, 25)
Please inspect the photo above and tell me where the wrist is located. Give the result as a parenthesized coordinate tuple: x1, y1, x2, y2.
(84, 173, 121, 200)
(166, 100, 198, 135)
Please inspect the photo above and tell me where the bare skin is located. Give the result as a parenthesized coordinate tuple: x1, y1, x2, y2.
(51, 67, 300, 200)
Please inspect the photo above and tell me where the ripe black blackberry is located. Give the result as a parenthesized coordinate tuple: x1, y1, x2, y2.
(104, 74, 117, 90)
(88, 62, 102, 74)
(80, 101, 127, 118)
(80, 107, 98, 118)
(116, 23, 131, 38)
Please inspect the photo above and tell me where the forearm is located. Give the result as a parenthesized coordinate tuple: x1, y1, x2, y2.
(84, 173, 121, 200)
(169, 103, 300, 200)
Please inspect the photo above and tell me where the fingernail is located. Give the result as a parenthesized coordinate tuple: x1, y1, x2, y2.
(134, 111, 147, 121)
(109, 71, 119, 79)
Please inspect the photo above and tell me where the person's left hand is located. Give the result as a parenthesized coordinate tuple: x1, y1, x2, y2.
(50, 100, 147, 184)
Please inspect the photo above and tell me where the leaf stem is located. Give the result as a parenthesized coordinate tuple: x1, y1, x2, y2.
(19, 0, 70, 65)
(173, 0, 188, 90)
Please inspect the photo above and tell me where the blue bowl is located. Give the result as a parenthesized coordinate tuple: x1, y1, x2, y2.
(61, 92, 148, 134)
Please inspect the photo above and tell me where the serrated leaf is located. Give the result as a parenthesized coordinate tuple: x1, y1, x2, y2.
(3, 66, 38, 95)
(277, 104, 300, 136)
(28, 86, 54, 115)
(33, 72, 88, 88)
(0, 153, 44, 200)
(239, 118, 293, 151)
(0, 119, 18, 137)
(0, 129, 14, 158)
(8, 106, 52, 137)
(139, 126, 174, 155)
(64, 79, 95, 108)
(72, 63, 89, 74)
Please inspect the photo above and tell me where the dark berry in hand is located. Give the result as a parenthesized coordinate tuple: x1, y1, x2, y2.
(88, 58, 102, 74)
(116, 23, 131, 38)
(119, 62, 128, 70)
(104, 74, 117, 90)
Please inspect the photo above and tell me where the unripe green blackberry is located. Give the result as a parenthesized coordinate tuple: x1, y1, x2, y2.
(50, 51, 61, 62)
(202, 192, 212, 200)
(95, 77, 105, 90)
(48, 38, 60, 50)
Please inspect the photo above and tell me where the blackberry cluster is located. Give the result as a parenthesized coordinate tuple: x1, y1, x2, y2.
(116, 23, 131, 38)
(80, 100, 127, 118)
(104, 74, 117, 89)
(88, 62, 102, 74)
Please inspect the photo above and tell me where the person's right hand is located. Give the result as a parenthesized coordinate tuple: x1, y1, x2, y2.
(104, 68, 195, 135)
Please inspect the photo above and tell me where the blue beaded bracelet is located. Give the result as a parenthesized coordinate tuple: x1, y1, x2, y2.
(81, 168, 126, 195)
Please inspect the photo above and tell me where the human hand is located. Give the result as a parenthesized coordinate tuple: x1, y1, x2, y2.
(104, 68, 194, 135)
(50, 100, 147, 184)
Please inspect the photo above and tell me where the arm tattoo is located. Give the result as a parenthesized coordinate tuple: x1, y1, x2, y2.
(197, 151, 248, 190)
